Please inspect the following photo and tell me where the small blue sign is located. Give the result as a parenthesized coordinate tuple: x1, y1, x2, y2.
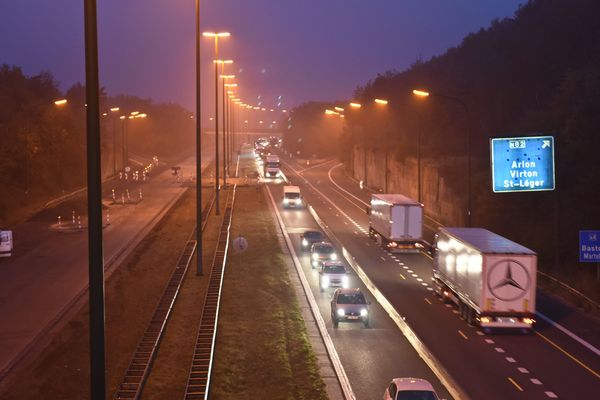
(580, 231, 600, 263)
(490, 136, 555, 193)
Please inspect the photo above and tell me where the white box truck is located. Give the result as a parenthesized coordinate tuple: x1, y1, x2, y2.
(433, 227, 537, 331)
(263, 154, 281, 178)
(368, 194, 424, 253)
(0, 230, 13, 257)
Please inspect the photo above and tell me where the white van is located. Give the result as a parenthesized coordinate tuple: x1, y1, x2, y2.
(282, 186, 302, 209)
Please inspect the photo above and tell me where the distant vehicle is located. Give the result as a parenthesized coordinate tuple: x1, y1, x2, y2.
(269, 136, 282, 148)
(263, 154, 281, 178)
(300, 230, 324, 251)
(0, 230, 13, 257)
(282, 185, 302, 209)
(433, 227, 537, 331)
(319, 261, 349, 291)
(330, 288, 370, 327)
(368, 194, 424, 253)
(310, 242, 337, 268)
(383, 378, 440, 400)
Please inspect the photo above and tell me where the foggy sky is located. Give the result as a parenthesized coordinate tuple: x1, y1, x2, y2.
(0, 1, 523, 114)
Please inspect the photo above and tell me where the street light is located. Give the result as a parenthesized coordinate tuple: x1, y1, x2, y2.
(54, 99, 68, 106)
(413, 88, 472, 226)
(334, 106, 344, 112)
(219, 70, 235, 186)
(110, 107, 120, 175)
(350, 102, 362, 108)
(374, 98, 388, 105)
(204, 31, 231, 215)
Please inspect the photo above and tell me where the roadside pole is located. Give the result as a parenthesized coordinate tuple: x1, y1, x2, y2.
(83, 0, 106, 398)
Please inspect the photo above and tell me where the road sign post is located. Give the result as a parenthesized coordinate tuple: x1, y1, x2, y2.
(579, 230, 600, 281)
(232, 235, 248, 267)
(490, 135, 555, 193)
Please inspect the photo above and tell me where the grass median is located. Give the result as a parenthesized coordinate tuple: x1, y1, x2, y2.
(210, 185, 328, 399)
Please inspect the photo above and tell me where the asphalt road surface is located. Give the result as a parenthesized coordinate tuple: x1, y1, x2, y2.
(276, 154, 600, 400)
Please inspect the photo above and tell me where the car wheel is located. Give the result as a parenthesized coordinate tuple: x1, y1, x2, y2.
(332, 316, 339, 328)
(363, 318, 369, 327)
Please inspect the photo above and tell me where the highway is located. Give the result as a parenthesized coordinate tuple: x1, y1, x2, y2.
(276, 154, 600, 400)
(0, 154, 208, 379)
(266, 180, 453, 400)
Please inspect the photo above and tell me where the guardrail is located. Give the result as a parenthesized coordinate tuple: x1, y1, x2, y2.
(184, 186, 236, 399)
(113, 191, 216, 400)
(537, 270, 600, 313)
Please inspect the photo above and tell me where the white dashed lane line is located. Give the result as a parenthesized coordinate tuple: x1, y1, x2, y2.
(506, 357, 517, 363)
(531, 378, 542, 385)
(495, 347, 506, 353)
(518, 367, 529, 374)
(545, 391, 558, 398)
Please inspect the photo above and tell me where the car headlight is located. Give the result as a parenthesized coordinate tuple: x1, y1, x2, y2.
(342, 275, 349, 287)
(295, 198, 301, 204)
(330, 253, 337, 260)
(337, 308, 345, 317)
(283, 198, 289, 203)
(360, 308, 368, 317)
(312, 253, 318, 260)
(302, 239, 308, 246)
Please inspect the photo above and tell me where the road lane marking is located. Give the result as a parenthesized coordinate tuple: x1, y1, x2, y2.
(400, 274, 406, 280)
(421, 282, 428, 286)
(545, 391, 558, 398)
(537, 311, 600, 357)
(530, 378, 542, 385)
(403, 266, 409, 270)
(495, 347, 505, 353)
(426, 287, 434, 291)
(535, 331, 600, 380)
(508, 377, 523, 392)
(518, 367, 529, 374)
(485, 339, 495, 344)
(412, 273, 418, 278)
(458, 330, 468, 340)
(417, 278, 423, 282)
(476, 331, 485, 336)
(424, 298, 432, 305)
(506, 357, 516, 363)
(380, 256, 386, 262)
(423, 253, 433, 260)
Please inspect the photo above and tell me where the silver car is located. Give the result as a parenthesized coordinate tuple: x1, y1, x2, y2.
(330, 288, 370, 327)
(319, 261, 349, 291)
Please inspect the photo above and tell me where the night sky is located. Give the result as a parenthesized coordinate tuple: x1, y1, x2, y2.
(1, 1, 524, 113)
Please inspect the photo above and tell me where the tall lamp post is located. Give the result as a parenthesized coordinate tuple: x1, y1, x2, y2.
(83, 0, 105, 397)
(224, 83, 237, 179)
(413, 89, 473, 226)
(221, 77, 236, 184)
(204, 32, 230, 215)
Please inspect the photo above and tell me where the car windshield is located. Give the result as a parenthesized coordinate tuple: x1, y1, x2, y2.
(266, 162, 280, 168)
(396, 391, 438, 400)
(337, 293, 366, 304)
(304, 231, 323, 239)
(314, 244, 334, 253)
(285, 193, 300, 199)
(323, 265, 345, 274)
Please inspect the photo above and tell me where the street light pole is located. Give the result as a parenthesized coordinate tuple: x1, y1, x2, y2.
(83, 0, 106, 398)
(195, 0, 203, 275)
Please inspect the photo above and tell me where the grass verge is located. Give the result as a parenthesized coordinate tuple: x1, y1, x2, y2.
(210, 186, 328, 399)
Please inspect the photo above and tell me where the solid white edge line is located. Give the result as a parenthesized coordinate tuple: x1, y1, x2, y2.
(536, 311, 600, 357)
(307, 204, 469, 400)
(265, 185, 356, 400)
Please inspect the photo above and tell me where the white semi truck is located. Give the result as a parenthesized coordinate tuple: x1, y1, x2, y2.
(368, 194, 424, 253)
(433, 227, 537, 331)
(263, 154, 281, 178)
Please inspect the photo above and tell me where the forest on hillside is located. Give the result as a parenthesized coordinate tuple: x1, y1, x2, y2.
(285, 0, 600, 295)
(0, 65, 195, 225)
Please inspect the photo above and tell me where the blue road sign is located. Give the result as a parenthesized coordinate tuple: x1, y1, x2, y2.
(580, 231, 600, 262)
(490, 135, 555, 193)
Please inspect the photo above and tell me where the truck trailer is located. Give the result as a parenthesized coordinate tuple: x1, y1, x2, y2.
(368, 194, 424, 253)
(433, 227, 537, 331)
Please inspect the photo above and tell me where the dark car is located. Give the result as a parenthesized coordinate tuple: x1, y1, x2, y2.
(300, 230, 325, 251)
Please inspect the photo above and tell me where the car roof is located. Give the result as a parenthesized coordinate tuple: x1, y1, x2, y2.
(335, 288, 363, 295)
(321, 261, 344, 267)
(391, 378, 436, 392)
(303, 230, 323, 237)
